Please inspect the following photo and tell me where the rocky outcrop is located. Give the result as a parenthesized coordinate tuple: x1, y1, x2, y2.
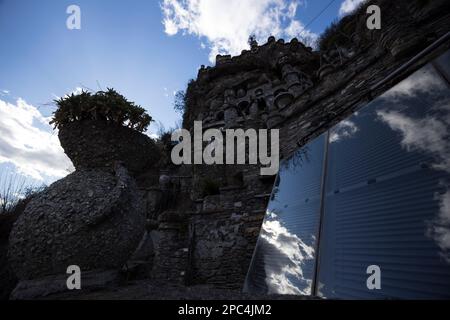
(59, 119, 160, 175)
(8, 164, 145, 280)
(10, 269, 121, 300)
(0, 212, 20, 299)
(149, 210, 190, 284)
(6, 0, 450, 299)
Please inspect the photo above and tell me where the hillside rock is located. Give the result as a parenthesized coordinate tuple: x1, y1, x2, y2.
(0, 212, 20, 300)
(10, 269, 121, 300)
(8, 165, 145, 280)
(59, 119, 160, 175)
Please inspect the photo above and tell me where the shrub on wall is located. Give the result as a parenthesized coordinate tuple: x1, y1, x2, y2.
(50, 88, 152, 133)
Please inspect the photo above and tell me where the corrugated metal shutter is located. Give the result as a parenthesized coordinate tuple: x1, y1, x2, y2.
(245, 50, 450, 299)
(244, 134, 326, 295)
(317, 63, 450, 299)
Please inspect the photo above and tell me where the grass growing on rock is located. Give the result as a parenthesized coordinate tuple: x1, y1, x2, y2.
(51, 88, 152, 133)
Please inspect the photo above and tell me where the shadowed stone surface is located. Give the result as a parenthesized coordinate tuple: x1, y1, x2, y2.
(59, 119, 160, 175)
(4, 0, 449, 299)
(169, 0, 450, 289)
(8, 166, 145, 280)
(10, 269, 120, 300)
(35, 280, 313, 300)
(0, 212, 20, 300)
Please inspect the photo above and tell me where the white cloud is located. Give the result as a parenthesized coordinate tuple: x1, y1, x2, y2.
(285, 20, 311, 39)
(146, 132, 159, 140)
(339, 0, 366, 16)
(376, 65, 450, 262)
(330, 119, 358, 143)
(53, 87, 84, 100)
(433, 190, 450, 247)
(0, 98, 73, 181)
(382, 67, 447, 100)
(260, 210, 315, 295)
(377, 110, 450, 173)
(163, 87, 170, 98)
(0, 89, 10, 96)
(285, 20, 317, 47)
(161, 0, 317, 63)
(69, 87, 84, 96)
(377, 65, 450, 173)
(378, 107, 450, 262)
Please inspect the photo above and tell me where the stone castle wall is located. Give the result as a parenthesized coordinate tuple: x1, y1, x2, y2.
(8, 0, 448, 298)
(143, 0, 450, 290)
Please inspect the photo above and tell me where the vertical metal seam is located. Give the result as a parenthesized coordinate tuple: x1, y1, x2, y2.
(311, 129, 330, 297)
(431, 60, 450, 88)
(242, 169, 281, 293)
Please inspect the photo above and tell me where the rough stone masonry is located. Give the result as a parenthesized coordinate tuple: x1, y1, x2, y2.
(4, 0, 450, 299)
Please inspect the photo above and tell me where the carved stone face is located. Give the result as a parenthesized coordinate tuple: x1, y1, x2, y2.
(210, 99, 223, 110)
(277, 55, 290, 66)
(237, 88, 246, 98)
(224, 88, 235, 98)
(255, 89, 263, 97)
(281, 63, 295, 75)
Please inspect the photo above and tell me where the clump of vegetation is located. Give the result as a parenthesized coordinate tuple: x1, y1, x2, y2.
(318, 18, 353, 51)
(200, 178, 220, 197)
(0, 170, 44, 216)
(173, 90, 186, 115)
(174, 79, 199, 129)
(317, 0, 372, 51)
(154, 122, 178, 167)
(50, 88, 152, 133)
(248, 34, 258, 48)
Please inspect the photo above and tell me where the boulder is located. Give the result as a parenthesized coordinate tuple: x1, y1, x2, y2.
(8, 165, 145, 280)
(0, 212, 20, 300)
(10, 269, 120, 300)
(58, 119, 160, 175)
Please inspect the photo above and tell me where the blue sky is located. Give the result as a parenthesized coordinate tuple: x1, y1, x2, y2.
(0, 0, 365, 189)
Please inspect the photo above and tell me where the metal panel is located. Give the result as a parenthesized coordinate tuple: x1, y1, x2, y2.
(244, 133, 326, 295)
(317, 61, 450, 299)
(244, 50, 450, 299)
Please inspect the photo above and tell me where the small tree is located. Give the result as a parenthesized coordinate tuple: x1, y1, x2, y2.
(0, 169, 43, 215)
(50, 88, 152, 133)
(248, 34, 258, 49)
(0, 170, 25, 215)
(173, 90, 186, 115)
